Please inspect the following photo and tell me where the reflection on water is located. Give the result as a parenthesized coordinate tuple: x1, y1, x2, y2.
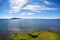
(8, 19, 21, 32)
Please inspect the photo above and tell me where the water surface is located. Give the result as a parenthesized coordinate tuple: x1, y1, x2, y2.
(0, 19, 60, 33)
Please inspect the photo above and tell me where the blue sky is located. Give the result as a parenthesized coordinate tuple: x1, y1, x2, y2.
(0, 0, 60, 19)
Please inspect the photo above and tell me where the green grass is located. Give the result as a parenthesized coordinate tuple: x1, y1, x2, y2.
(11, 31, 60, 40)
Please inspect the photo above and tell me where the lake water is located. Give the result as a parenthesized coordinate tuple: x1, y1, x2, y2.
(0, 19, 60, 33)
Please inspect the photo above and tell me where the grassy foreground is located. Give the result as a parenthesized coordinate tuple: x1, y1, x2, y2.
(11, 31, 60, 40)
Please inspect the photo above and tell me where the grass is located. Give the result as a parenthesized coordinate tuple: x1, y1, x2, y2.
(11, 31, 60, 40)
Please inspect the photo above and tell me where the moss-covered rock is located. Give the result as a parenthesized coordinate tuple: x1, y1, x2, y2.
(27, 32, 40, 38)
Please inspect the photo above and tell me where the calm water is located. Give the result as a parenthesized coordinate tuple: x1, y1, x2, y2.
(0, 19, 60, 33)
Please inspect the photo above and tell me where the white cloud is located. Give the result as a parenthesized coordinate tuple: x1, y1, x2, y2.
(43, 1, 50, 5)
(28, 13, 35, 15)
(8, 0, 28, 13)
(20, 12, 35, 16)
(20, 13, 25, 15)
(23, 4, 41, 12)
(8, 0, 59, 14)
(23, 4, 59, 12)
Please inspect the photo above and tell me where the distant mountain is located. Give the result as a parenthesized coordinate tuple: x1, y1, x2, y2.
(57, 18, 60, 20)
(11, 18, 21, 19)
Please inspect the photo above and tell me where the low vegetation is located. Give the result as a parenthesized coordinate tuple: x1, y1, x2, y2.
(10, 31, 60, 40)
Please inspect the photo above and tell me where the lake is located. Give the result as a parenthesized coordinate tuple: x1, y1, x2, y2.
(0, 19, 60, 33)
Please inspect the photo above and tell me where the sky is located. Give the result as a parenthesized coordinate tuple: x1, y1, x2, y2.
(0, 0, 60, 19)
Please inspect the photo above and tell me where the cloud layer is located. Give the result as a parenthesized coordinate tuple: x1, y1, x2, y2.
(23, 4, 58, 12)
(9, 0, 28, 13)
(8, 0, 59, 15)
(20, 12, 35, 16)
